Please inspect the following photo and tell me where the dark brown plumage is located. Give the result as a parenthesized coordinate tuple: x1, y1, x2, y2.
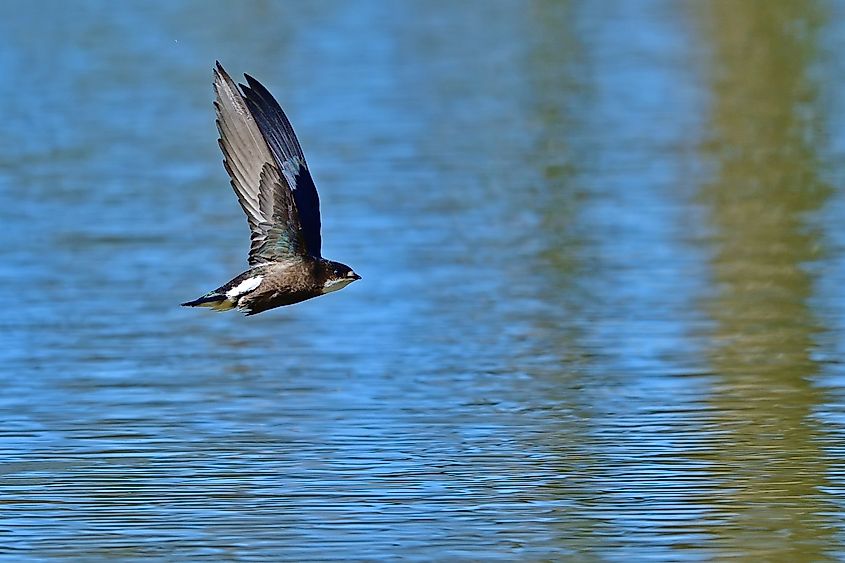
(181, 63, 360, 316)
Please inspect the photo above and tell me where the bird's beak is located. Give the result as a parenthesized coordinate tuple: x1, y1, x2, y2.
(349, 272, 362, 281)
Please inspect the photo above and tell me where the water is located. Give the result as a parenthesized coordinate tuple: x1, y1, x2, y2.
(3, 0, 845, 559)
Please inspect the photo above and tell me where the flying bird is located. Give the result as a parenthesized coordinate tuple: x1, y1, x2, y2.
(182, 63, 360, 315)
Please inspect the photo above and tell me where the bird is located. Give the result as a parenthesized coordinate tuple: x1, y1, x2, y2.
(181, 62, 360, 316)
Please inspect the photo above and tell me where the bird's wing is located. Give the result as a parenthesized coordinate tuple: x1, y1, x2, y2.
(239, 74, 322, 258)
(253, 163, 306, 261)
(214, 62, 306, 264)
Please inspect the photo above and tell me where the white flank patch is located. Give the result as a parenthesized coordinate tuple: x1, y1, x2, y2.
(226, 276, 263, 298)
(322, 278, 353, 294)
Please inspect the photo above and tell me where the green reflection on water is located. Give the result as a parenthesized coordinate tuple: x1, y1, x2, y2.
(697, 0, 837, 558)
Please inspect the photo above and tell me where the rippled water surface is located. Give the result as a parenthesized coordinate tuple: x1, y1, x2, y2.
(4, 0, 845, 559)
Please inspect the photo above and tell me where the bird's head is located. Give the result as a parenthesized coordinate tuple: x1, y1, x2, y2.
(321, 260, 361, 294)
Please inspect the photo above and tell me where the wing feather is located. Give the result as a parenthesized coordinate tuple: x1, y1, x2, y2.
(213, 62, 305, 264)
(253, 163, 306, 261)
(239, 74, 322, 257)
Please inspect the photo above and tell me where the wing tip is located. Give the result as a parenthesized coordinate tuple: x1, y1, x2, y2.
(213, 61, 237, 91)
(215, 64, 261, 97)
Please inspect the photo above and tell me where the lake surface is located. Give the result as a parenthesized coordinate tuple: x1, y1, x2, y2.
(3, 0, 845, 559)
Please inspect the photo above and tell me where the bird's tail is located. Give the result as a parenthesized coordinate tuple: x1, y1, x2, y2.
(181, 292, 236, 312)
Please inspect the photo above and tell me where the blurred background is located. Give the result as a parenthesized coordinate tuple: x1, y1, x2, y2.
(3, 0, 845, 559)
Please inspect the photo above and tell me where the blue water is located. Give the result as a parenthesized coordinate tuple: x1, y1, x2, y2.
(3, 0, 845, 559)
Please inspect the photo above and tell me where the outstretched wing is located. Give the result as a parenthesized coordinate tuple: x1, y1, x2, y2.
(214, 62, 305, 264)
(254, 163, 306, 261)
(239, 74, 322, 258)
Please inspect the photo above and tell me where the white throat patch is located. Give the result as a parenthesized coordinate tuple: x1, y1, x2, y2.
(322, 278, 353, 294)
